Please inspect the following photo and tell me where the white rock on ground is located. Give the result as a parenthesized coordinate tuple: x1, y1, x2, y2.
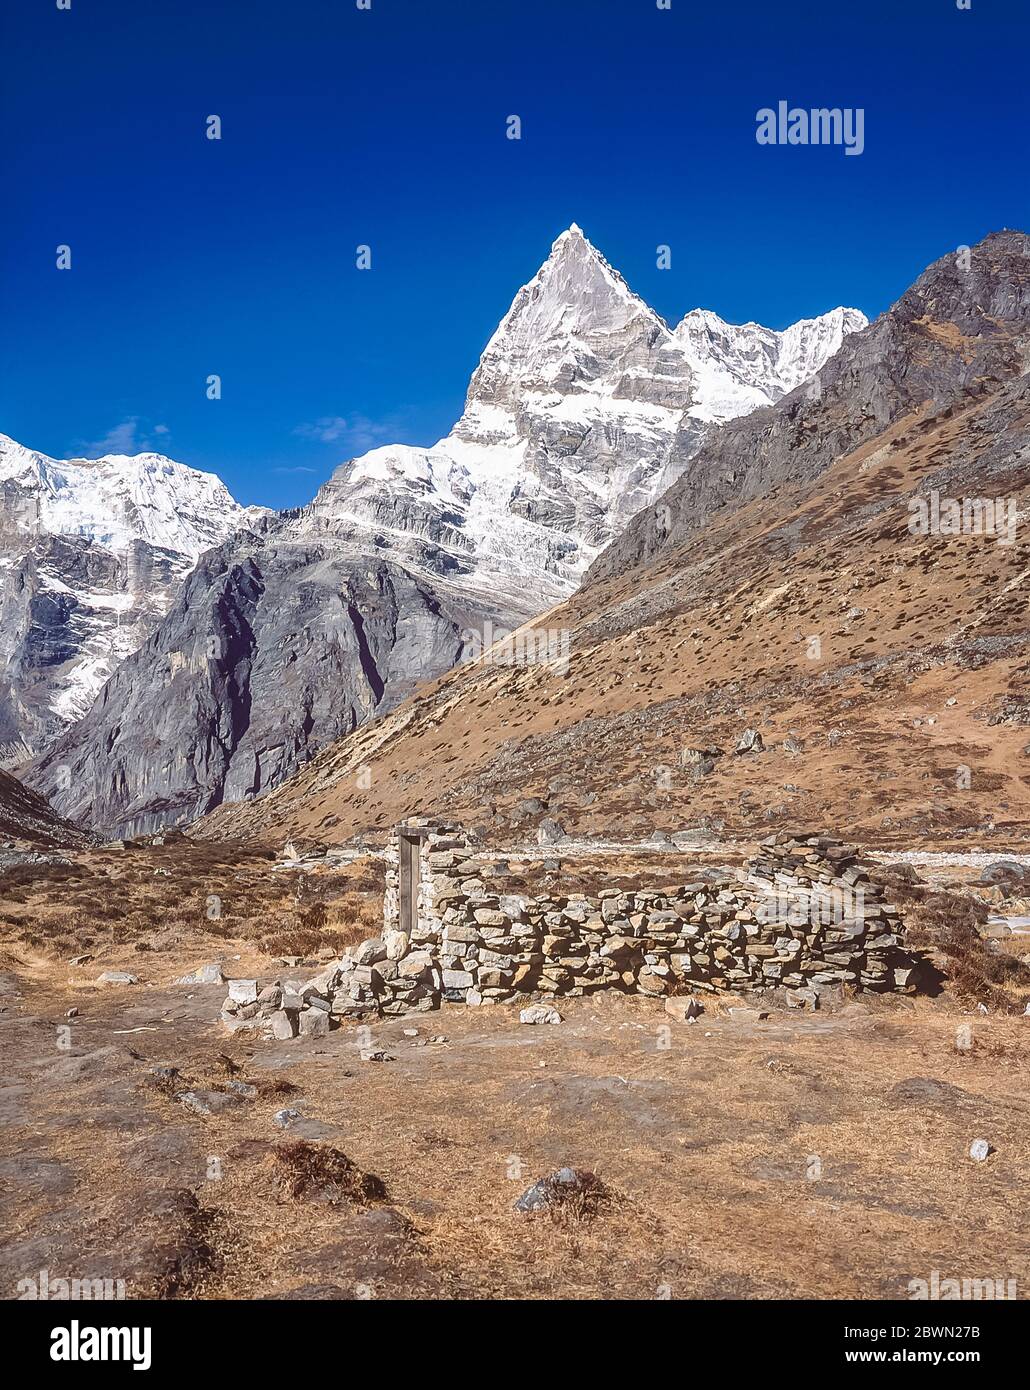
(177, 963, 225, 985)
(520, 1005, 562, 1025)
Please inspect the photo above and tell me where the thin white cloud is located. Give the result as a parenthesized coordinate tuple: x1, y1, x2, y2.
(293, 416, 350, 443)
(77, 417, 170, 457)
(292, 414, 401, 452)
(342, 414, 398, 452)
(80, 417, 144, 456)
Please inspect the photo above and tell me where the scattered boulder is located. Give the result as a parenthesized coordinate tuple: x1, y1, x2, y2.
(286, 1117, 343, 1143)
(735, 728, 764, 755)
(514, 1166, 608, 1217)
(646, 830, 677, 849)
(981, 860, 1025, 887)
(536, 818, 567, 846)
(96, 971, 139, 986)
(664, 996, 702, 1023)
(880, 862, 925, 884)
(176, 1090, 244, 1117)
(681, 748, 719, 779)
(682, 746, 721, 765)
(969, 1138, 992, 1162)
(44, 1045, 136, 1084)
(984, 921, 1012, 939)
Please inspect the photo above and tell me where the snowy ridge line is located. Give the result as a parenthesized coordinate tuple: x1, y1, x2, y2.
(0, 432, 264, 558)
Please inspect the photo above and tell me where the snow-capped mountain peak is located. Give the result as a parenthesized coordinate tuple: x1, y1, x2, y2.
(0, 433, 264, 558)
(774, 306, 869, 393)
(312, 225, 867, 613)
(463, 223, 672, 421)
(0, 432, 265, 755)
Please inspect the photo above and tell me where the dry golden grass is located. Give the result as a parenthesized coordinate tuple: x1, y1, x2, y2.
(2, 839, 1028, 1300)
(0, 839, 383, 972)
(874, 865, 1030, 1013)
(4, 952, 1029, 1300)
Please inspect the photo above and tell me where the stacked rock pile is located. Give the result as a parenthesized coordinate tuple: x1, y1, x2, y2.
(221, 977, 334, 1038)
(743, 830, 911, 992)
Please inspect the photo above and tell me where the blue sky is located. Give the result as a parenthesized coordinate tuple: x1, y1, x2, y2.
(2, 0, 1028, 509)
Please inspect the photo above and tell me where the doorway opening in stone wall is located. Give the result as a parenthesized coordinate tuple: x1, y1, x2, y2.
(398, 828, 423, 937)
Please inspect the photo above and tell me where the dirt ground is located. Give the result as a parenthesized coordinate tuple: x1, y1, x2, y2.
(1, 841, 1028, 1301)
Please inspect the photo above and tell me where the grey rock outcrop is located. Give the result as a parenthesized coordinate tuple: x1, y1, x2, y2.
(27, 536, 505, 836)
(0, 767, 90, 847)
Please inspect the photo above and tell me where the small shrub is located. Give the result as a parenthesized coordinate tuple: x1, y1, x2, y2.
(272, 1140, 386, 1205)
(883, 874, 1030, 1011)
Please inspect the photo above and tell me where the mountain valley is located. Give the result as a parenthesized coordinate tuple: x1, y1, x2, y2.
(19, 226, 863, 837)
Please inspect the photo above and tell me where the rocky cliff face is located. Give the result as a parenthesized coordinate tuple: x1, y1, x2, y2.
(0, 434, 262, 761)
(26, 531, 513, 837)
(24, 225, 862, 837)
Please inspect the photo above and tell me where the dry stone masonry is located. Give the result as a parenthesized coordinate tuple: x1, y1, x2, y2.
(220, 824, 918, 1036)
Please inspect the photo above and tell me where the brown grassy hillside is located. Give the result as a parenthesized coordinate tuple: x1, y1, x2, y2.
(197, 375, 1030, 852)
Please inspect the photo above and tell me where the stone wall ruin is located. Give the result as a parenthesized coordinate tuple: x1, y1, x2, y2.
(221, 823, 918, 1036)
